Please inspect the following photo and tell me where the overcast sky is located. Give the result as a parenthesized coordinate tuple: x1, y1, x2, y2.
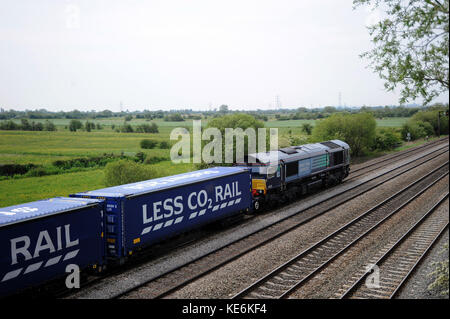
(0, 0, 448, 112)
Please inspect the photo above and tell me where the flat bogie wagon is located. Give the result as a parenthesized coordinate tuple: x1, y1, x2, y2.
(71, 167, 252, 261)
(0, 197, 105, 297)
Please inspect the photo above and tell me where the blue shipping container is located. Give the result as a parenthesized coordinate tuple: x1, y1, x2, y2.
(0, 197, 105, 297)
(71, 167, 252, 260)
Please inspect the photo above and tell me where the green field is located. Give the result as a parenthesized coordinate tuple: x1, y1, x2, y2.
(0, 116, 411, 207)
(0, 130, 170, 163)
(0, 160, 194, 207)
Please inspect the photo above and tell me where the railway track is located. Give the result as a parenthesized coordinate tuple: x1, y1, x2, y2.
(231, 164, 448, 299)
(60, 141, 447, 299)
(113, 142, 449, 299)
(339, 194, 448, 299)
(347, 138, 448, 180)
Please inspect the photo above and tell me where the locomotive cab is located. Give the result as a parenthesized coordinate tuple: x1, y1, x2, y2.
(235, 153, 283, 211)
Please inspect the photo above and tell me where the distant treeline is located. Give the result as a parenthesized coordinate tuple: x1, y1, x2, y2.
(0, 119, 56, 131)
(270, 106, 432, 121)
(1, 104, 447, 122)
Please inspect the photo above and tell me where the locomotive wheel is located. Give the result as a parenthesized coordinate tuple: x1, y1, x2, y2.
(253, 200, 262, 212)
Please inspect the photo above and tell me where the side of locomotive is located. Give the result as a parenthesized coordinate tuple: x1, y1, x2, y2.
(235, 140, 350, 210)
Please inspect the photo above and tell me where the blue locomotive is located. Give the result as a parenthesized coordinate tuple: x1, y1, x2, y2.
(235, 139, 350, 211)
(0, 140, 349, 297)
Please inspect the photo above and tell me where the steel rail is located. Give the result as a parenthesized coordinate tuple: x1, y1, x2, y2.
(232, 166, 448, 299)
(339, 193, 449, 299)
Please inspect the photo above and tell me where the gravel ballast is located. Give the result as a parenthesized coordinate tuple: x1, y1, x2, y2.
(67, 142, 448, 299)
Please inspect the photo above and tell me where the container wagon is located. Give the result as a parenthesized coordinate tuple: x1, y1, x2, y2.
(70, 166, 252, 263)
(0, 197, 105, 297)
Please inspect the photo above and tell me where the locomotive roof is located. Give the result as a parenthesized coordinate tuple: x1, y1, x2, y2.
(72, 166, 248, 199)
(246, 139, 349, 164)
(0, 197, 103, 227)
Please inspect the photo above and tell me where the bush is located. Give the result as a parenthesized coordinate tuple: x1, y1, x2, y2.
(135, 152, 146, 163)
(104, 160, 157, 186)
(140, 139, 158, 149)
(120, 124, 134, 133)
(144, 156, 169, 164)
(159, 141, 170, 149)
(373, 128, 402, 151)
(0, 163, 37, 176)
(52, 155, 118, 170)
(26, 167, 47, 177)
(401, 121, 428, 140)
(194, 161, 214, 170)
(135, 122, 159, 133)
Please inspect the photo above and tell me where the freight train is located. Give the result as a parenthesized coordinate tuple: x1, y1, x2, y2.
(0, 139, 350, 297)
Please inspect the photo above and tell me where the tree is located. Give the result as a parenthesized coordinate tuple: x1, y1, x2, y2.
(20, 119, 31, 130)
(120, 123, 134, 133)
(104, 159, 157, 187)
(404, 106, 449, 137)
(69, 119, 83, 132)
(323, 106, 337, 113)
(164, 113, 184, 122)
(205, 113, 266, 164)
(301, 123, 313, 135)
(85, 120, 93, 132)
(44, 120, 56, 131)
(136, 122, 159, 133)
(354, 0, 449, 104)
(219, 104, 229, 114)
(312, 112, 377, 156)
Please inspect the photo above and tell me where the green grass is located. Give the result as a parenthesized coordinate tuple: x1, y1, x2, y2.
(375, 117, 409, 127)
(0, 160, 195, 207)
(0, 130, 173, 163)
(0, 169, 106, 207)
